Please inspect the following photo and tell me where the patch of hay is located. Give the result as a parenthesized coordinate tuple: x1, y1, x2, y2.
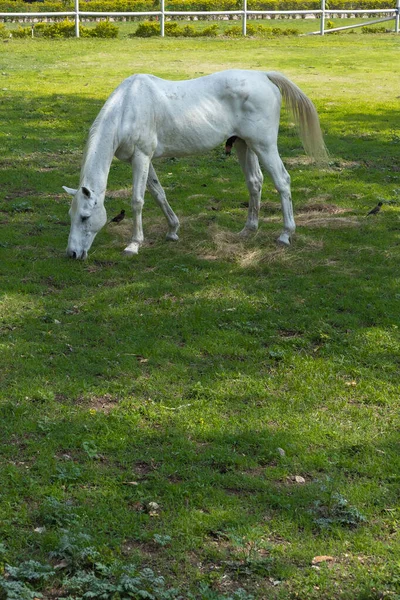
(296, 215, 360, 229)
(108, 218, 133, 241)
(106, 188, 131, 199)
(196, 226, 269, 267)
(332, 159, 362, 169)
(258, 240, 324, 265)
(298, 199, 347, 215)
(283, 155, 315, 167)
(196, 225, 319, 268)
(202, 227, 244, 260)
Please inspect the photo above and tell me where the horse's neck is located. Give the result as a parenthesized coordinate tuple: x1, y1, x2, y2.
(80, 112, 118, 195)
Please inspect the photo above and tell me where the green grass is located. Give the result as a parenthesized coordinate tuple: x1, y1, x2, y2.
(1, 34, 400, 599)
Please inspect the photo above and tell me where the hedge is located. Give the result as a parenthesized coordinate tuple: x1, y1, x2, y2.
(0, 0, 395, 14)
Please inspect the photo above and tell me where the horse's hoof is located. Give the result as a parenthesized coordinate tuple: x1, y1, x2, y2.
(277, 233, 291, 246)
(238, 227, 256, 239)
(123, 242, 140, 255)
(166, 232, 179, 242)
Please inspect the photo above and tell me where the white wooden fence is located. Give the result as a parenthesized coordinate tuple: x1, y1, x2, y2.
(1, 0, 399, 37)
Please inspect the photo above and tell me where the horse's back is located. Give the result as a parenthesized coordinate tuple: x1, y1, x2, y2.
(115, 70, 282, 158)
(120, 70, 278, 106)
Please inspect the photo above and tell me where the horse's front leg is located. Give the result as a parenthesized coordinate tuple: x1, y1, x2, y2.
(147, 163, 180, 241)
(234, 139, 264, 238)
(124, 149, 151, 256)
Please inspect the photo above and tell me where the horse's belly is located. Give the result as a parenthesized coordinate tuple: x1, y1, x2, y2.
(153, 138, 221, 158)
(154, 120, 230, 158)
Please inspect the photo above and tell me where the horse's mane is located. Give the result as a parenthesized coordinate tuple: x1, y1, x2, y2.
(80, 87, 121, 178)
(80, 111, 104, 176)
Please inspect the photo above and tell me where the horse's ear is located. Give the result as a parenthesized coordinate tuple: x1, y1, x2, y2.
(63, 186, 77, 196)
(82, 187, 91, 199)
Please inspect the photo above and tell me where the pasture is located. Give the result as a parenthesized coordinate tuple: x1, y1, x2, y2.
(0, 34, 400, 599)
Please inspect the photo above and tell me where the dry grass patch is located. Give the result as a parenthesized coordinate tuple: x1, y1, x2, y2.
(283, 156, 316, 167)
(187, 193, 209, 200)
(296, 215, 360, 228)
(106, 188, 132, 199)
(195, 226, 263, 266)
(195, 225, 325, 267)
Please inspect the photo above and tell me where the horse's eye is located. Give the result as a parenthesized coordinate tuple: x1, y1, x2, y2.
(81, 215, 89, 223)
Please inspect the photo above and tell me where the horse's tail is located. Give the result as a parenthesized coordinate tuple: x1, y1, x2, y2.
(266, 71, 328, 164)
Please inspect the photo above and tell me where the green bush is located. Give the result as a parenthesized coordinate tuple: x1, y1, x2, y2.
(11, 25, 31, 37)
(89, 20, 119, 37)
(0, 22, 9, 37)
(245, 22, 259, 34)
(225, 23, 298, 35)
(224, 24, 242, 36)
(133, 20, 218, 36)
(181, 23, 197, 35)
(35, 19, 76, 37)
(361, 25, 388, 33)
(201, 23, 219, 35)
(30, 19, 118, 37)
(225, 23, 262, 35)
(133, 20, 160, 36)
(164, 21, 181, 35)
(269, 25, 299, 34)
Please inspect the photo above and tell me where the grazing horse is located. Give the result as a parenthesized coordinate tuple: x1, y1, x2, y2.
(64, 69, 327, 259)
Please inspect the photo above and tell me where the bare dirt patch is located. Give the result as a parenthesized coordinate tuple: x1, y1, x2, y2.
(121, 538, 161, 559)
(134, 460, 158, 479)
(80, 393, 119, 413)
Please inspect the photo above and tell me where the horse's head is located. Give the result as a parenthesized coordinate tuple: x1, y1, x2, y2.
(64, 186, 107, 259)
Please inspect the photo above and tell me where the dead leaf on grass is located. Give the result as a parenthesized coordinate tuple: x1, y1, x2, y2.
(312, 555, 335, 565)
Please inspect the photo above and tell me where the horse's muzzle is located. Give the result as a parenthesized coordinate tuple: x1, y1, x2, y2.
(66, 249, 88, 260)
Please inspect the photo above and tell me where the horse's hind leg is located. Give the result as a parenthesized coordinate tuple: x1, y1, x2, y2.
(124, 148, 151, 256)
(235, 138, 264, 237)
(147, 163, 180, 241)
(255, 144, 295, 246)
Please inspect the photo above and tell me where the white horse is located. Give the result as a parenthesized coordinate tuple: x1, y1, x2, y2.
(64, 69, 327, 259)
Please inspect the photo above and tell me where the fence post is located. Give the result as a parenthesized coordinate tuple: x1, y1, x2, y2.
(74, 0, 80, 37)
(242, 0, 247, 35)
(396, 0, 400, 32)
(320, 0, 325, 34)
(160, 0, 165, 37)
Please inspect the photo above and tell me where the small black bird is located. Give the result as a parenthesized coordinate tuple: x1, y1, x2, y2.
(367, 201, 383, 216)
(110, 209, 125, 224)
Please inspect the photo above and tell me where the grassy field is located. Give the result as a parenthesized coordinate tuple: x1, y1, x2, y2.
(0, 33, 400, 600)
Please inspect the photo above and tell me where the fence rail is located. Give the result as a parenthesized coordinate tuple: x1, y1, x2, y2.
(1, 0, 399, 37)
